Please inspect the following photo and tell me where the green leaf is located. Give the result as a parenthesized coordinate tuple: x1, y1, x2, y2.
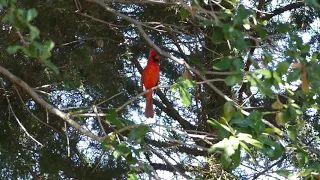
(223, 101, 235, 121)
(255, 69, 272, 79)
(235, 5, 252, 22)
(239, 141, 253, 158)
(230, 118, 249, 127)
(126, 153, 138, 165)
(275, 112, 286, 126)
(209, 138, 229, 153)
(272, 100, 283, 110)
(277, 170, 290, 177)
(210, 138, 237, 169)
(128, 173, 138, 180)
(170, 84, 178, 92)
(21, 45, 38, 57)
(287, 71, 301, 82)
(311, 52, 317, 62)
(305, 0, 320, 7)
(261, 136, 284, 160)
(229, 136, 239, 150)
(221, 148, 233, 168)
(106, 109, 123, 128)
(282, 105, 297, 123)
(231, 59, 244, 72)
(178, 77, 194, 88)
(296, 148, 309, 167)
(247, 111, 265, 135)
(180, 8, 189, 20)
(101, 137, 116, 150)
(230, 148, 240, 169)
(277, 62, 290, 74)
(45, 60, 59, 75)
(211, 28, 224, 44)
(207, 119, 231, 133)
(212, 57, 231, 70)
(212, 136, 240, 169)
(43, 40, 55, 51)
(262, 51, 272, 64)
(264, 127, 283, 136)
(0, 0, 8, 7)
(225, 75, 239, 86)
(207, 119, 231, 138)
(180, 86, 191, 107)
(129, 125, 149, 143)
(7, 45, 20, 54)
(238, 133, 263, 149)
(176, 78, 194, 107)
(28, 25, 40, 40)
(277, 23, 291, 33)
(113, 143, 131, 158)
(255, 26, 267, 40)
(273, 71, 282, 84)
(26, 8, 38, 22)
(287, 125, 297, 141)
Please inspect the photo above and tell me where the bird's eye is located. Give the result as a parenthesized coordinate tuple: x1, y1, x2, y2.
(153, 55, 160, 62)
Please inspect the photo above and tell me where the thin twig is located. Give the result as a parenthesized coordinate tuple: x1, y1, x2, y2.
(96, 92, 123, 106)
(14, 85, 64, 136)
(1, 80, 43, 147)
(93, 105, 107, 136)
(146, 145, 192, 179)
(252, 155, 287, 179)
(64, 122, 71, 157)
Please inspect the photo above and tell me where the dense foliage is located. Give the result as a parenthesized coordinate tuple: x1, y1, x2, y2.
(0, 0, 319, 179)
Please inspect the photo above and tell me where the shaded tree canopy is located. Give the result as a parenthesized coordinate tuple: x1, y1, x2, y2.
(0, 0, 320, 179)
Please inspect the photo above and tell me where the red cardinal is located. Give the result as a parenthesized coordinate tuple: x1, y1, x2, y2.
(142, 49, 160, 118)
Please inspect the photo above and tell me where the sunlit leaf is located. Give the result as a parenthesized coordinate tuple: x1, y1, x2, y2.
(272, 100, 283, 110)
(238, 133, 263, 149)
(223, 101, 235, 121)
(26, 8, 38, 22)
(255, 69, 272, 79)
(128, 173, 138, 180)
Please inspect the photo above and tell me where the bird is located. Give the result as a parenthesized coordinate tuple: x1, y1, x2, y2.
(141, 48, 160, 118)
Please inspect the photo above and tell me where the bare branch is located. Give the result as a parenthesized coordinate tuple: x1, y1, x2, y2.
(1, 80, 43, 147)
(0, 65, 104, 142)
(253, 155, 287, 179)
(146, 145, 192, 179)
(262, 2, 306, 20)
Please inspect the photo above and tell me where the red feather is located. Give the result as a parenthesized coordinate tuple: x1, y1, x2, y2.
(141, 49, 160, 118)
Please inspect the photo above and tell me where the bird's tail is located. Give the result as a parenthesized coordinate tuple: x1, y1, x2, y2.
(145, 91, 154, 118)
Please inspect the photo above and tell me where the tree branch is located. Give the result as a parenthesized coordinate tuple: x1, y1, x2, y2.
(252, 155, 287, 179)
(262, 2, 306, 20)
(0, 65, 104, 143)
